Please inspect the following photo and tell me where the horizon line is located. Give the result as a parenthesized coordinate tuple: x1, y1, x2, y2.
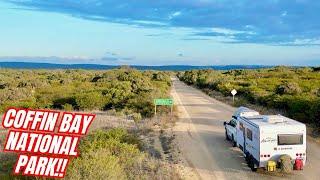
(0, 61, 316, 67)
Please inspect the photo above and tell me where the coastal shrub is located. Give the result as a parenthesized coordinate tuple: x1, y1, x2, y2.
(66, 129, 148, 180)
(275, 82, 302, 95)
(75, 92, 105, 110)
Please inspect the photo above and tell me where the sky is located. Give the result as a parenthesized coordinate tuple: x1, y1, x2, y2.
(0, 0, 319, 66)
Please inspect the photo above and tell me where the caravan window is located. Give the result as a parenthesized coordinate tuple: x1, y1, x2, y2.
(278, 134, 303, 145)
(246, 129, 253, 141)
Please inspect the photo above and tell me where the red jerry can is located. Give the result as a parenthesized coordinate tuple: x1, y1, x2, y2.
(294, 159, 303, 170)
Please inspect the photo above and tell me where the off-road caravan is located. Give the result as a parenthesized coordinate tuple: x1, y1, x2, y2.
(236, 114, 306, 171)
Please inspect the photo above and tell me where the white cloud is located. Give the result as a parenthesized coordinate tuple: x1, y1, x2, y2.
(281, 11, 287, 17)
(133, 20, 167, 26)
(291, 38, 320, 45)
(0, 56, 93, 63)
(169, 11, 182, 19)
(172, 11, 181, 17)
(212, 27, 256, 35)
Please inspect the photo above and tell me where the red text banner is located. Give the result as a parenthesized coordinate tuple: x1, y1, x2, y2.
(1, 108, 96, 178)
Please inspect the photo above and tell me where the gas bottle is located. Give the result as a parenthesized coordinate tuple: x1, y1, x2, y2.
(294, 158, 303, 170)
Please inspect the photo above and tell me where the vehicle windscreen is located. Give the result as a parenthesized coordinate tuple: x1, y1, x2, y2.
(278, 134, 303, 145)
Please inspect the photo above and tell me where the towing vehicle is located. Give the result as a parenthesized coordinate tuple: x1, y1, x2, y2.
(224, 107, 260, 147)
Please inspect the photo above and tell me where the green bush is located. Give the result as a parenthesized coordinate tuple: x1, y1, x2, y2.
(310, 99, 320, 125)
(63, 103, 74, 111)
(66, 149, 126, 180)
(132, 113, 142, 122)
(0, 128, 177, 180)
(66, 129, 164, 180)
(313, 88, 320, 97)
(0, 153, 17, 174)
(75, 92, 105, 110)
(275, 82, 302, 95)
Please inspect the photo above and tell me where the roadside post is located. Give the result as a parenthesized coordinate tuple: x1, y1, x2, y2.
(154, 98, 174, 117)
(231, 89, 237, 104)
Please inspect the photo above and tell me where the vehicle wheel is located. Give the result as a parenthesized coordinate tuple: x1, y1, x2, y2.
(245, 152, 249, 162)
(247, 155, 252, 168)
(248, 156, 257, 172)
(231, 135, 236, 147)
(225, 130, 230, 141)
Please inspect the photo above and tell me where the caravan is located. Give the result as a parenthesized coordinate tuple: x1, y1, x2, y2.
(224, 107, 306, 171)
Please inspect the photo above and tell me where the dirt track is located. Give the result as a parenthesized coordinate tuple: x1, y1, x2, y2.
(171, 78, 320, 180)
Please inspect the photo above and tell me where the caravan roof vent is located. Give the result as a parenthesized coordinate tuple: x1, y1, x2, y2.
(263, 115, 285, 124)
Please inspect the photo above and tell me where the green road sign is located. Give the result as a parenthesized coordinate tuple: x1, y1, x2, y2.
(154, 99, 173, 106)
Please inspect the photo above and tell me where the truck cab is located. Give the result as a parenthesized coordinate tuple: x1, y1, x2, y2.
(224, 107, 260, 147)
(224, 118, 237, 146)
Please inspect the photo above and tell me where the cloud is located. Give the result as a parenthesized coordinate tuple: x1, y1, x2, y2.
(145, 33, 172, 37)
(281, 11, 287, 17)
(6, 0, 320, 45)
(191, 28, 320, 46)
(105, 52, 117, 56)
(0, 55, 136, 65)
(121, 57, 135, 60)
(101, 51, 135, 62)
(169, 11, 182, 19)
(101, 57, 118, 61)
(181, 38, 211, 41)
(177, 53, 184, 57)
(0, 56, 94, 63)
(210, 28, 256, 35)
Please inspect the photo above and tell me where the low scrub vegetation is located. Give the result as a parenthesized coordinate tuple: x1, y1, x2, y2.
(0, 128, 178, 180)
(66, 128, 177, 180)
(0, 67, 175, 179)
(0, 67, 171, 117)
(178, 67, 320, 126)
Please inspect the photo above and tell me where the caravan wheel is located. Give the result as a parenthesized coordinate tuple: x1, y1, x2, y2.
(245, 153, 249, 162)
(231, 135, 237, 147)
(248, 155, 257, 172)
